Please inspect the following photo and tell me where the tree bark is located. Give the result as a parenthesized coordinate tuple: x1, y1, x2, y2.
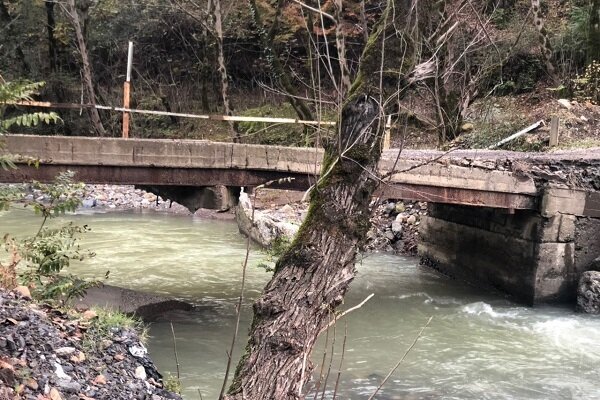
(224, 94, 384, 400)
(248, 0, 315, 124)
(531, 0, 558, 81)
(0, 1, 30, 74)
(212, 0, 241, 142)
(66, 0, 106, 136)
(45, 1, 58, 72)
(589, 0, 600, 64)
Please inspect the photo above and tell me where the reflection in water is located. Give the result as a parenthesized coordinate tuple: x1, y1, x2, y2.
(2, 210, 600, 399)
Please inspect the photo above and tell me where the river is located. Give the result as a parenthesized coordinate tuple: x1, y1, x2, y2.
(1, 209, 599, 399)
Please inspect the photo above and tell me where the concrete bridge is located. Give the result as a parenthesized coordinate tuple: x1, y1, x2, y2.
(2, 134, 600, 305)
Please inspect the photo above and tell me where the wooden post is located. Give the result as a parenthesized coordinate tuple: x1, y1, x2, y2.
(549, 116, 559, 147)
(122, 41, 133, 139)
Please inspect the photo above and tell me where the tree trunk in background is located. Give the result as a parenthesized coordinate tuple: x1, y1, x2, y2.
(248, 0, 315, 124)
(0, 1, 30, 74)
(212, 0, 241, 142)
(531, 0, 558, 81)
(66, 0, 106, 136)
(45, 1, 58, 72)
(589, 0, 600, 63)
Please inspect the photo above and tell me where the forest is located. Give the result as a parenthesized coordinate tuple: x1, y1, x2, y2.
(1, 0, 598, 149)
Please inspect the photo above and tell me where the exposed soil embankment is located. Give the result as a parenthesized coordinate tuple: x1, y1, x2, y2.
(0, 289, 182, 400)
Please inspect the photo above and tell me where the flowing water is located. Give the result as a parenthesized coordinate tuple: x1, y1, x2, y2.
(2, 209, 600, 399)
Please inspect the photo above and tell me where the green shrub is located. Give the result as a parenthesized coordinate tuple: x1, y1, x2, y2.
(573, 60, 600, 104)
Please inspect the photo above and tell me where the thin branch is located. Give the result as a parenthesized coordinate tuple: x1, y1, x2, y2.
(367, 316, 433, 400)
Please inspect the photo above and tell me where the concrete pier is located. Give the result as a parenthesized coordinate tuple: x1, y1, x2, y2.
(419, 185, 600, 304)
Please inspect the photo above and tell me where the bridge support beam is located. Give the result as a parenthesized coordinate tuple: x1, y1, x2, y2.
(419, 186, 600, 305)
(139, 185, 240, 212)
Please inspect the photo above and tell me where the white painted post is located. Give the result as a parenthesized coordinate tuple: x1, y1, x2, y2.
(122, 41, 134, 139)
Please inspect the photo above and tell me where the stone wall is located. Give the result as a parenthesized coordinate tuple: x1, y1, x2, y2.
(419, 189, 600, 305)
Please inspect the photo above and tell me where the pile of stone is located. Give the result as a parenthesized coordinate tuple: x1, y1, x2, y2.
(3, 183, 189, 213)
(0, 289, 181, 400)
(235, 191, 427, 256)
(365, 200, 427, 255)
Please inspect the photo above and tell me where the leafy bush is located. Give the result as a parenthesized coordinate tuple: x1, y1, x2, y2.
(0, 80, 61, 132)
(1, 171, 104, 303)
(573, 60, 600, 104)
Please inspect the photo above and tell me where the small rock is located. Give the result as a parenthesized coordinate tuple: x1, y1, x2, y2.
(557, 98, 572, 110)
(55, 347, 76, 356)
(391, 221, 403, 236)
(56, 380, 81, 393)
(70, 351, 86, 363)
(49, 388, 63, 400)
(14, 286, 31, 299)
(93, 374, 107, 385)
(135, 365, 147, 380)
(581, 115, 589, 122)
(384, 231, 395, 241)
(26, 378, 38, 390)
(383, 202, 396, 215)
(54, 362, 71, 381)
(395, 202, 405, 213)
(460, 122, 474, 132)
(82, 310, 97, 320)
(407, 215, 417, 225)
(577, 271, 600, 314)
(114, 354, 125, 361)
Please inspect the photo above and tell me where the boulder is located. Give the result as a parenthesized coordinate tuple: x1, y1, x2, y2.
(576, 271, 600, 314)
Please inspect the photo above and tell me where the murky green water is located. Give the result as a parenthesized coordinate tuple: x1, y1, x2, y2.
(2, 209, 600, 399)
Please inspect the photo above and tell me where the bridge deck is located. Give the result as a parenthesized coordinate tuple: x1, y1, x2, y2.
(2, 134, 598, 209)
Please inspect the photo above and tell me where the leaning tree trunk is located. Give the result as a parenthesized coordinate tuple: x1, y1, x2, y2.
(224, 95, 384, 399)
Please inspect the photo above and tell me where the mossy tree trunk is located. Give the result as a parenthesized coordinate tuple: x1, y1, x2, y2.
(223, 4, 391, 398)
(224, 93, 383, 400)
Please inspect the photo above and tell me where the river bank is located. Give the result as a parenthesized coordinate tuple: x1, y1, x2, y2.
(0, 288, 182, 400)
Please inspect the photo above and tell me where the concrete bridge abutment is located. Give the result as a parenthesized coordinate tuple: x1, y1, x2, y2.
(419, 186, 600, 305)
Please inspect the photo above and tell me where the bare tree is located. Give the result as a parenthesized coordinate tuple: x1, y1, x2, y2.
(211, 0, 241, 142)
(64, 0, 106, 136)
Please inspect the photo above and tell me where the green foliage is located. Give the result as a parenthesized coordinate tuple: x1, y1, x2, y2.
(573, 60, 600, 104)
(1, 171, 103, 303)
(82, 308, 146, 351)
(0, 80, 61, 133)
(257, 235, 291, 272)
(16, 223, 97, 301)
(163, 372, 182, 394)
(554, 5, 592, 70)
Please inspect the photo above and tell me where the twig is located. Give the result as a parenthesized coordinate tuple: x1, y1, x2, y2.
(217, 198, 254, 400)
(170, 322, 181, 383)
(367, 316, 433, 400)
(218, 177, 294, 399)
(319, 293, 374, 335)
(312, 310, 332, 400)
(331, 320, 347, 399)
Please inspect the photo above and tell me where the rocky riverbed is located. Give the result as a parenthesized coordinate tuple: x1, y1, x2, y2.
(236, 189, 427, 256)
(0, 289, 182, 400)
